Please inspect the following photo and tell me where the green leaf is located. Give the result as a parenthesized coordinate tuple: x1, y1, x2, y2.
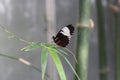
(48, 48, 67, 80)
(62, 47, 78, 64)
(53, 47, 68, 56)
(43, 43, 57, 48)
(55, 50, 80, 80)
(41, 47, 48, 80)
(64, 57, 80, 80)
(21, 42, 42, 51)
(21, 42, 57, 51)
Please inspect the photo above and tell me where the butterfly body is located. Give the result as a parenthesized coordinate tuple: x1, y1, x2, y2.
(53, 24, 74, 47)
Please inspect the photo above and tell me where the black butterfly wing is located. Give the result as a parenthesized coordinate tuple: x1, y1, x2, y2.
(66, 24, 74, 35)
(53, 33, 69, 47)
(53, 24, 74, 47)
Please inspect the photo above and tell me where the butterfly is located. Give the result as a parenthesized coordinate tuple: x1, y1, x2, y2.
(52, 24, 74, 47)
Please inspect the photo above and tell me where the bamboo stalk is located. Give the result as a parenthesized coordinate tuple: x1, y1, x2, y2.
(75, 0, 91, 80)
(96, 0, 107, 80)
(109, 2, 120, 80)
(113, 13, 120, 80)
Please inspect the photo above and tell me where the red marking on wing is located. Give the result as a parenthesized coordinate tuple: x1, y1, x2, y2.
(56, 39, 61, 46)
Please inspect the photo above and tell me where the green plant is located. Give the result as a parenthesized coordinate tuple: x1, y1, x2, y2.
(0, 24, 80, 80)
(75, 0, 91, 80)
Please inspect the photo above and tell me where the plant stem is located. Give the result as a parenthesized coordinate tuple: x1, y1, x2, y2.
(0, 53, 42, 74)
(75, 0, 91, 80)
(113, 13, 120, 80)
(96, 0, 107, 80)
(76, 28, 90, 80)
(0, 23, 31, 44)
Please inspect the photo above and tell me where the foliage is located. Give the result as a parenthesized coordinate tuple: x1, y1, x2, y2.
(0, 24, 80, 80)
